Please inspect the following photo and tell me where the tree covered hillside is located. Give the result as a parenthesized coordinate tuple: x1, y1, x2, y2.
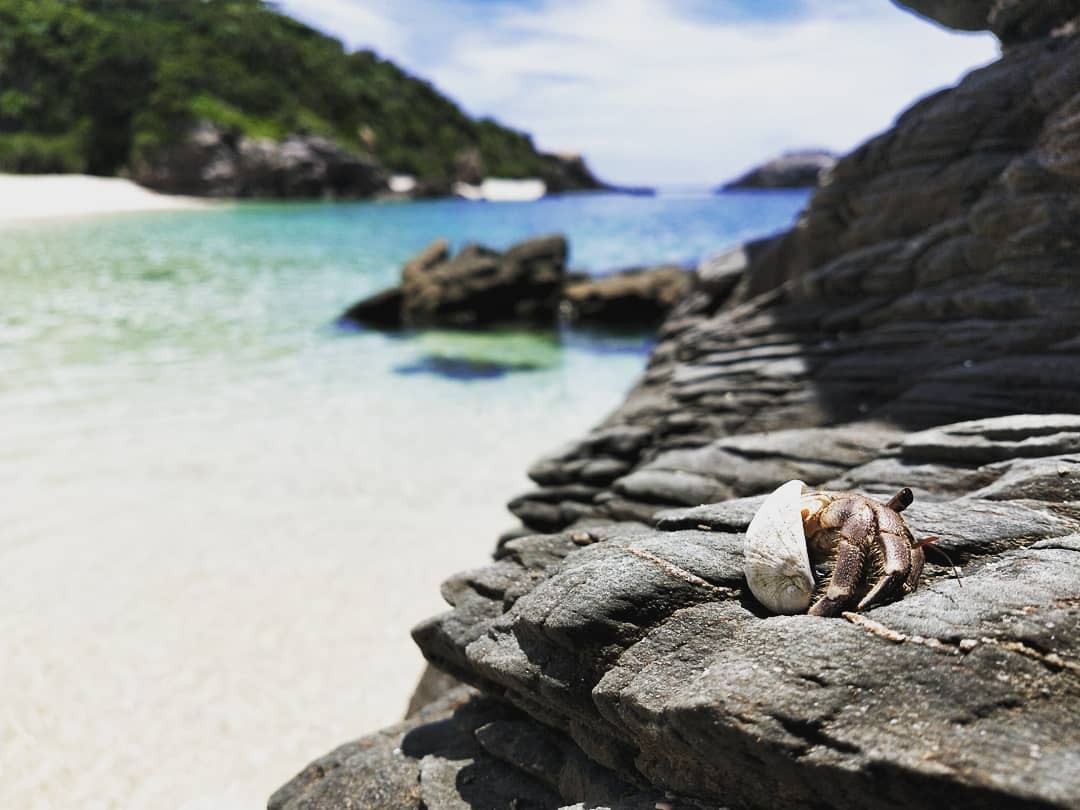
(0, 0, 601, 193)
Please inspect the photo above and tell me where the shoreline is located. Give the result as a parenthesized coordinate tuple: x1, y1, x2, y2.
(0, 173, 210, 223)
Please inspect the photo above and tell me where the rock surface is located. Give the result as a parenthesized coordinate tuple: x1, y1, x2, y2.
(539, 151, 610, 193)
(134, 122, 386, 198)
(895, 0, 1080, 45)
(276, 6, 1080, 809)
(412, 416, 1080, 810)
(560, 265, 693, 327)
(271, 685, 661, 810)
(721, 150, 837, 190)
(399, 235, 568, 327)
(512, 28, 1080, 531)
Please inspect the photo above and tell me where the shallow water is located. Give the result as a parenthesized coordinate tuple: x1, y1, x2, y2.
(0, 190, 808, 809)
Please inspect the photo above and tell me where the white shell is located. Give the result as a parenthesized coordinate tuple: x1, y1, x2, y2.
(744, 479, 815, 614)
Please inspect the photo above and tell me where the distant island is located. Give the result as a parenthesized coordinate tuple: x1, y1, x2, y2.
(719, 149, 836, 190)
(0, 0, 605, 198)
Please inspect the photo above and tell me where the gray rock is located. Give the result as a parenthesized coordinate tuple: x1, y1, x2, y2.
(721, 150, 837, 190)
(895, 0, 1080, 44)
(560, 265, 693, 327)
(339, 286, 404, 329)
(134, 122, 385, 198)
(342, 242, 698, 331)
(271, 683, 660, 810)
(413, 416, 1080, 809)
(537, 151, 610, 193)
(510, 30, 1080, 532)
(341, 235, 568, 329)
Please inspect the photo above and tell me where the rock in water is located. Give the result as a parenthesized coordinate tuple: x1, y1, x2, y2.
(339, 287, 404, 329)
(560, 265, 693, 327)
(721, 149, 837, 189)
(342, 247, 692, 331)
(399, 234, 567, 327)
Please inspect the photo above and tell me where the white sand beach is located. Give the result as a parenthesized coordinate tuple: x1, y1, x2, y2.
(0, 173, 207, 221)
(1, 373, 627, 810)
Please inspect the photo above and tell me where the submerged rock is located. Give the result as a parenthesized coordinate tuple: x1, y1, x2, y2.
(721, 150, 836, 190)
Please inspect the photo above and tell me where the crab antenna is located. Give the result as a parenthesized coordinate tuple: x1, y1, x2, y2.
(886, 487, 914, 513)
(925, 543, 963, 588)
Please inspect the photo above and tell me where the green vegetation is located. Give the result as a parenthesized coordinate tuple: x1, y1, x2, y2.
(0, 0, 584, 185)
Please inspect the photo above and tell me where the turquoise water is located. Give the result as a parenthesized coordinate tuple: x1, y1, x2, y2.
(0, 191, 808, 405)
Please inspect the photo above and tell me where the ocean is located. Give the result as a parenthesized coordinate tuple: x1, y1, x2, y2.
(0, 190, 808, 809)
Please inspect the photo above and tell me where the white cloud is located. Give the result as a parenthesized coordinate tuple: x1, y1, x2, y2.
(278, 0, 999, 186)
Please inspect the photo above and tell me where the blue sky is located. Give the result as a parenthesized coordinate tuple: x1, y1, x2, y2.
(277, 0, 998, 186)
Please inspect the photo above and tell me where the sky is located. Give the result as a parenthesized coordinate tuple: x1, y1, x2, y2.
(276, 0, 999, 187)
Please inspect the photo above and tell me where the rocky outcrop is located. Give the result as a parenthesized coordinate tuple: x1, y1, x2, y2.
(538, 151, 609, 193)
(341, 239, 693, 331)
(397, 235, 567, 328)
(134, 123, 610, 200)
(340, 286, 404, 330)
(270, 684, 661, 810)
(721, 150, 837, 190)
(133, 122, 386, 198)
(895, 0, 1080, 45)
(445, 147, 607, 195)
(276, 5, 1080, 809)
(561, 265, 693, 328)
(406, 417, 1080, 810)
(276, 416, 1080, 809)
(561, 265, 693, 327)
(511, 26, 1080, 531)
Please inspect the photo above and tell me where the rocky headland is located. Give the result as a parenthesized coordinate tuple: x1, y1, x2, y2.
(134, 129, 608, 200)
(720, 149, 837, 190)
(340, 236, 693, 331)
(275, 2, 1080, 808)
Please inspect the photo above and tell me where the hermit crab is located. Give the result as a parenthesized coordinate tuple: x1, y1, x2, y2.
(744, 480, 934, 617)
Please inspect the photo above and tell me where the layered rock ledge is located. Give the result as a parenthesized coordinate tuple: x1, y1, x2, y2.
(274, 4, 1080, 808)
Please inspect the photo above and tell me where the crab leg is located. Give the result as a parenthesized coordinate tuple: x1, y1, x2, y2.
(808, 536, 866, 617)
(904, 545, 926, 594)
(856, 530, 912, 610)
